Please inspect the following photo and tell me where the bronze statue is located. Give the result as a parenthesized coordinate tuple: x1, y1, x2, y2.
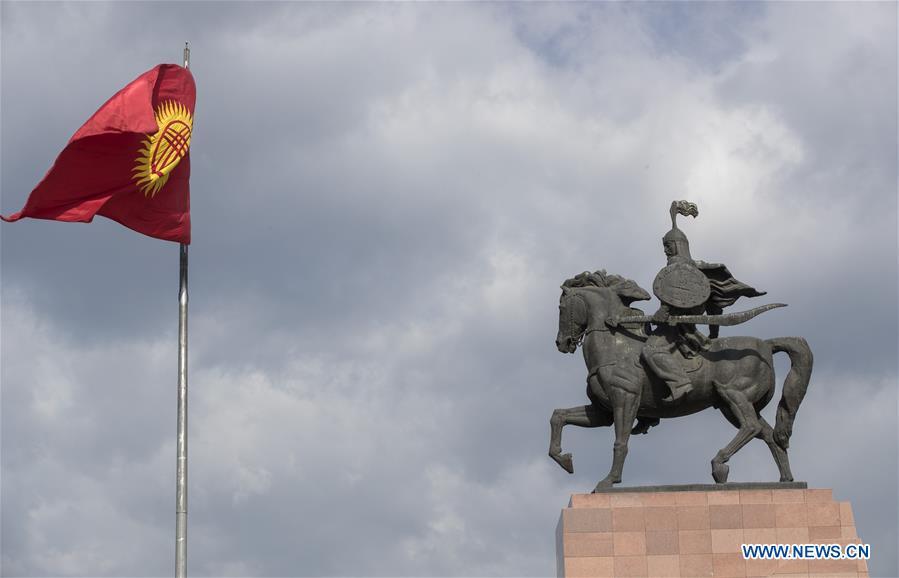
(548, 201, 812, 491)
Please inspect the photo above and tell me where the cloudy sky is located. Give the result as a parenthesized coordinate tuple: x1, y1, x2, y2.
(1, 2, 896, 577)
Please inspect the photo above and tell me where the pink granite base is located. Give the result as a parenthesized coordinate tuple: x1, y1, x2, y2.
(556, 487, 868, 577)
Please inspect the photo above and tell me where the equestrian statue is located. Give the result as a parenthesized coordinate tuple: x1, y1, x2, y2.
(549, 201, 812, 491)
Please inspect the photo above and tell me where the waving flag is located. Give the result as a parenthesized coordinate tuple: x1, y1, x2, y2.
(2, 64, 196, 243)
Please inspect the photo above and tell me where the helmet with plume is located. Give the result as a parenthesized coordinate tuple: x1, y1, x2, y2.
(663, 200, 699, 261)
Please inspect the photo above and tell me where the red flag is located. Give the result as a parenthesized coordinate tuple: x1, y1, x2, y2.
(2, 64, 196, 244)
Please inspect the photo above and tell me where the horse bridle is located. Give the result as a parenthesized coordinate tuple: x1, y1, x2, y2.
(563, 292, 587, 348)
(566, 290, 645, 350)
(566, 292, 613, 348)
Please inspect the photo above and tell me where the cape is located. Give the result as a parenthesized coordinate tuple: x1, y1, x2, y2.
(696, 261, 767, 310)
(696, 261, 766, 337)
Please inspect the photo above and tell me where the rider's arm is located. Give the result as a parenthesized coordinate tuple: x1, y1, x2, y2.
(652, 304, 671, 323)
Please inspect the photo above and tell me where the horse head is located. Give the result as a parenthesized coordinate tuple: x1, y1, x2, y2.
(556, 270, 650, 353)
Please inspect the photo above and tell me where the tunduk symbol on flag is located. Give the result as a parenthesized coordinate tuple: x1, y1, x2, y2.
(1, 64, 196, 244)
(135, 100, 194, 198)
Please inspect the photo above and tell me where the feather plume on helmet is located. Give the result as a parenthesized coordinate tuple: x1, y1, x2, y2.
(663, 200, 699, 262)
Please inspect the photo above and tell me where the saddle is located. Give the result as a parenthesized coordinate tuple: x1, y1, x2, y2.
(681, 352, 704, 374)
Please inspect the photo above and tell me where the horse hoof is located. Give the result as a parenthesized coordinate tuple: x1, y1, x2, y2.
(593, 477, 618, 492)
(551, 452, 574, 474)
(712, 462, 730, 484)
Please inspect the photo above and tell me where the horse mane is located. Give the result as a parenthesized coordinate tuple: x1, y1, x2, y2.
(562, 270, 651, 305)
(562, 269, 623, 289)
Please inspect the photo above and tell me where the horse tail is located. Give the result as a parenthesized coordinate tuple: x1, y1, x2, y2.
(767, 337, 813, 450)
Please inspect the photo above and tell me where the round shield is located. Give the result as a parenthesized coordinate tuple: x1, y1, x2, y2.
(652, 263, 711, 309)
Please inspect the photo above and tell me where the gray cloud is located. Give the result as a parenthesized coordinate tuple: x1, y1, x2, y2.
(2, 2, 896, 577)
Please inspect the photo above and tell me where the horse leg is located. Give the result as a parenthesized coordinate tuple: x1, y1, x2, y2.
(594, 386, 641, 491)
(717, 406, 794, 483)
(757, 416, 794, 482)
(549, 404, 613, 474)
(711, 382, 763, 483)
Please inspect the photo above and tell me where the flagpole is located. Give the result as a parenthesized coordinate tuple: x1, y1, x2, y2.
(175, 41, 190, 578)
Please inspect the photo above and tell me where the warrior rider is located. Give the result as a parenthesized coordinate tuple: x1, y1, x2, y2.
(642, 201, 766, 402)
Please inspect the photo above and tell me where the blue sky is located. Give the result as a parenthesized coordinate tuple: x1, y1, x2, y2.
(2, 2, 896, 576)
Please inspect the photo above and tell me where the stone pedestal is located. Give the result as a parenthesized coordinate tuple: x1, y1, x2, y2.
(556, 483, 867, 577)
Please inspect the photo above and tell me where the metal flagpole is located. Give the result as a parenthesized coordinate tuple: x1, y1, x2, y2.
(175, 41, 190, 578)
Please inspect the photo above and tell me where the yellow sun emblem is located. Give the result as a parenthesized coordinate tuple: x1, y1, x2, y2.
(134, 101, 193, 197)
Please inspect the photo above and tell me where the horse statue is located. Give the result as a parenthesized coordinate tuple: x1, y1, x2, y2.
(549, 270, 812, 491)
